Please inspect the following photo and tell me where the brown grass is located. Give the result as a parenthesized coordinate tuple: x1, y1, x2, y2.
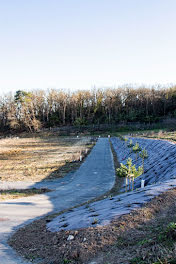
(136, 130, 176, 144)
(0, 188, 50, 201)
(9, 188, 176, 264)
(0, 132, 92, 182)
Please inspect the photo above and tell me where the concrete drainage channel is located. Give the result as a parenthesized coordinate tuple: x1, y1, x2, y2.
(47, 137, 176, 233)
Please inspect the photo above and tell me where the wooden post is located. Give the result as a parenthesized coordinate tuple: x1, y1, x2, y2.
(142, 158, 144, 173)
(132, 176, 134, 191)
(129, 177, 131, 191)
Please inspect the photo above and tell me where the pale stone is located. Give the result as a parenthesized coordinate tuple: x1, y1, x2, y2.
(67, 235, 74, 241)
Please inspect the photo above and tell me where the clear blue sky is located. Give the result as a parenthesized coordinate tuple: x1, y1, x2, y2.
(0, 0, 176, 95)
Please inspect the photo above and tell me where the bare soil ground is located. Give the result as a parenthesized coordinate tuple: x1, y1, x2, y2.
(9, 188, 176, 264)
(0, 132, 92, 182)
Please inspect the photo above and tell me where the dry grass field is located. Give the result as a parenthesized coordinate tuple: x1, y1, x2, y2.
(138, 130, 176, 143)
(0, 132, 92, 182)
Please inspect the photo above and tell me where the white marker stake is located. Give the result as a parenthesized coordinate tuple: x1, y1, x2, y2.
(108, 135, 110, 138)
(141, 180, 145, 188)
(86, 148, 88, 154)
(80, 155, 83, 162)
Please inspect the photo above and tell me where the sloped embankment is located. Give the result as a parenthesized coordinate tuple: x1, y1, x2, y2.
(47, 137, 176, 232)
(111, 137, 176, 189)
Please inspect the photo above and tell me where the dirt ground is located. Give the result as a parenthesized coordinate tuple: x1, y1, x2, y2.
(0, 132, 92, 182)
(9, 188, 176, 264)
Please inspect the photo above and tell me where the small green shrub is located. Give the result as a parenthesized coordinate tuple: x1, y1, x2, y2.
(91, 218, 98, 225)
(133, 142, 142, 160)
(128, 139, 134, 148)
(117, 158, 143, 178)
(139, 148, 148, 171)
(63, 259, 72, 264)
(124, 137, 128, 145)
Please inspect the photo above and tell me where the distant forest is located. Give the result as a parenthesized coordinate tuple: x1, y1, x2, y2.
(0, 85, 176, 132)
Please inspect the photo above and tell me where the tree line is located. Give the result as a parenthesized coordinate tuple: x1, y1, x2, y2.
(0, 85, 176, 132)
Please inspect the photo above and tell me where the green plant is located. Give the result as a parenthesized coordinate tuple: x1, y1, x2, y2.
(124, 137, 128, 145)
(119, 135, 125, 141)
(115, 237, 128, 248)
(116, 158, 143, 191)
(130, 256, 146, 264)
(128, 139, 134, 153)
(137, 238, 153, 246)
(117, 158, 143, 178)
(133, 142, 142, 160)
(139, 148, 148, 172)
(157, 222, 176, 246)
(128, 139, 134, 148)
(166, 222, 176, 231)
(91, 217, 98, 225)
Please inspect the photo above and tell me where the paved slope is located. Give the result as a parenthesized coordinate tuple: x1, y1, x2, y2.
(47, 137, 176, 232)
(0, 138, 115, 264)
(111, 137, 176, 190)
(47, 179, 176, 232)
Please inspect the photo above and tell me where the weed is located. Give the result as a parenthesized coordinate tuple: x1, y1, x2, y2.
(115, 237, 128, 248)
(158, 222, 176, 244)
(130, 256, 146, 264)
(25, 253, 38, 261)
(137, 238, 153, 246)
(63, 258, 72, 264)
(91, 218, 98, 225)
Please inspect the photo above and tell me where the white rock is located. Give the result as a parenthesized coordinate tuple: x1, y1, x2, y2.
(67, 235, 74, 241)
(83, 237, 87, 242)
